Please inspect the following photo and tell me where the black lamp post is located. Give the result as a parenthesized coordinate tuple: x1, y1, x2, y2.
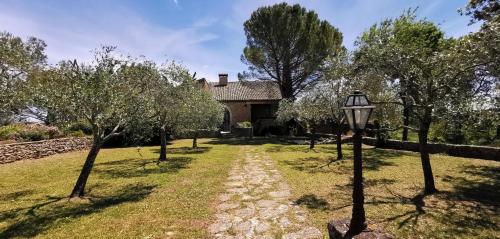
(341, 90, 375, 236)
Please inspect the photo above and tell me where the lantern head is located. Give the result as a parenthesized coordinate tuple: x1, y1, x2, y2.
(341, 91, 375, 131)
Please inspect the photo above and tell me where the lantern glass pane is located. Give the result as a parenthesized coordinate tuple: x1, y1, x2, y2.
(359, 95, 368, 106)
(344, 109, 355, 129)
(346, 96, 355, 107)
(356, 108, 372, 129)
(354, 96, 360, 106)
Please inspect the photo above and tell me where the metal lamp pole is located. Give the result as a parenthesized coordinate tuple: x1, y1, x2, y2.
(341, 91, 375, 236)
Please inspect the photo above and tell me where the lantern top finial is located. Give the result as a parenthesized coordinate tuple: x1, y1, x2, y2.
(353, 90, 363, 95)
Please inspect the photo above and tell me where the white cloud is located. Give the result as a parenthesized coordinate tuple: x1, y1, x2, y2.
(193, 16, 218, 28)
(0, 0, 478, 82)
(0, 1, 235, 81)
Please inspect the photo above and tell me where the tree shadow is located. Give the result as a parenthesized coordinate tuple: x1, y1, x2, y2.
(93, 157, 194, 179)
(0, 189, 35, 201)
(206, 137, 282, 146)
(265, 145, 341, 154)
(278, 148, 399, 174)
(330, 179, 396, 196)
(377, 189, 427, 229)
(441, 165, 499, 207)
(280, 157, 346, 174)
(365, 178, 397, 188)
(295, 194, 330, 210)
(149, 146, 211, 155)
(376, 164, 500, 236)
(0, 183, 155, 238)
(362, 149, 401, 171)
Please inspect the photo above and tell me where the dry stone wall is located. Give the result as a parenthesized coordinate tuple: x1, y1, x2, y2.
(363, 137, 500, 161)
(0, 137, 91, 164)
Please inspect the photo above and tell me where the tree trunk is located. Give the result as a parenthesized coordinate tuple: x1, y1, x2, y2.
(281, 61, 294, 99)
(418, 120, 437, 195)
(332, 121, 343, 160)
(159, 126, 167, 162)
(70, 137, 102, 198)
(374, 120, 383, 148)
(347, 131, 366, 236)
(402, 105, 410, 141)
(192, 131, 198, 149)
(309, 126, 316, 149)
(496, 124, 500, 139)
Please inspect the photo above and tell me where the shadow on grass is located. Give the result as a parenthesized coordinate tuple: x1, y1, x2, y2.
(280, 157, 348, 174)
(206, 137, 282, 146)
(0, 189, 35, 201)
(441, 165, 499, 207)
(362, 149, 401, 171)
(372, 165, 499, 236)
(279, 148, 400, 174)
(149, 146, 211, 155)
(0, 183, 155, 238)
(295, 194, 330, 210)
(328, 179, 397, 200)
(93, 157, 194, 179)
(266, 145, 341, 154)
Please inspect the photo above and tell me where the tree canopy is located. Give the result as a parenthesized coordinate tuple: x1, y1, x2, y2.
(178, 83, 224, 148)
(33, 46, 151, 197)
(460, 0, 499, 23)
(353, 10, 498, 194)
(0, 32, 47, 124)
(242, 2, 343, 99)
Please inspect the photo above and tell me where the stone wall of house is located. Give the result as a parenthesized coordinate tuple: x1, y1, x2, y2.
(362, 137, 500, 161)
(224, 100, 280, 127)
(0, 137, 92, 164)
(225, 101, 251, 127)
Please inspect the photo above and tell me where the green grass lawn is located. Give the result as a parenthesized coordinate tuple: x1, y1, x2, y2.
(0, 139, 238, 238)
(257, 141, 500, 239)
(1, 138, 498, 238)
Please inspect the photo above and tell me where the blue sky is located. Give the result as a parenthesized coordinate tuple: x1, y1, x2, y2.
(0, 0, 479, 82)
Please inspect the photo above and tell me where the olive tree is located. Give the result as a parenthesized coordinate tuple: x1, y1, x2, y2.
(276, 50, 351, 156)
(0, 32, 47, 124)
(276, 92, 330, 149)
(35, 46, 151, 197)
(144, 61, 195, 162)
(354, 11, 496, 194)
(179, 86, 224, 149)
(319, 50, 354, 160)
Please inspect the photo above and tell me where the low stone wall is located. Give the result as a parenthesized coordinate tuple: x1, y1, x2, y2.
(0, 137, 92, 164)
(363, 137, 500, 161)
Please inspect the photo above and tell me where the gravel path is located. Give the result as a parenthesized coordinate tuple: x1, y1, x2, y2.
(209, 146, 322, 239)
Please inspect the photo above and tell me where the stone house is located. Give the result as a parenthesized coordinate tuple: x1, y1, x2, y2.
(199, 74, 283, 135)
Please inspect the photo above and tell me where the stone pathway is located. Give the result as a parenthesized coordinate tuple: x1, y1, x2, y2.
(209, 146, 322, 239)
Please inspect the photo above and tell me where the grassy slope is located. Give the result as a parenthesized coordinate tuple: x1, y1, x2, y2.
(260, 143, 499, 239)
(0, 139, 237, 239)
(1, 138, 498, 238)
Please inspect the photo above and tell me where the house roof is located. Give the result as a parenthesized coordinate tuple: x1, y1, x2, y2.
(206, 81, 282, 101)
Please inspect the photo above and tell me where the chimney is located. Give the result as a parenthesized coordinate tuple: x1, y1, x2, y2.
(218, 73, 228, 86)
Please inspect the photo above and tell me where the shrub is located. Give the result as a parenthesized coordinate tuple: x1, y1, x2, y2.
(0, 124, 22, 141)
(19, 129, 47, 141)
(0, 123, 63, 142)
(47, 126, 63, 138)
(236, 121, 252, 128)
(69, 130, 86, 137)
(66, 121, 93, 135)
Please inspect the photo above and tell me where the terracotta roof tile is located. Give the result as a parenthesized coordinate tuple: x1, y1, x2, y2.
(207, 81, 282, 101)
